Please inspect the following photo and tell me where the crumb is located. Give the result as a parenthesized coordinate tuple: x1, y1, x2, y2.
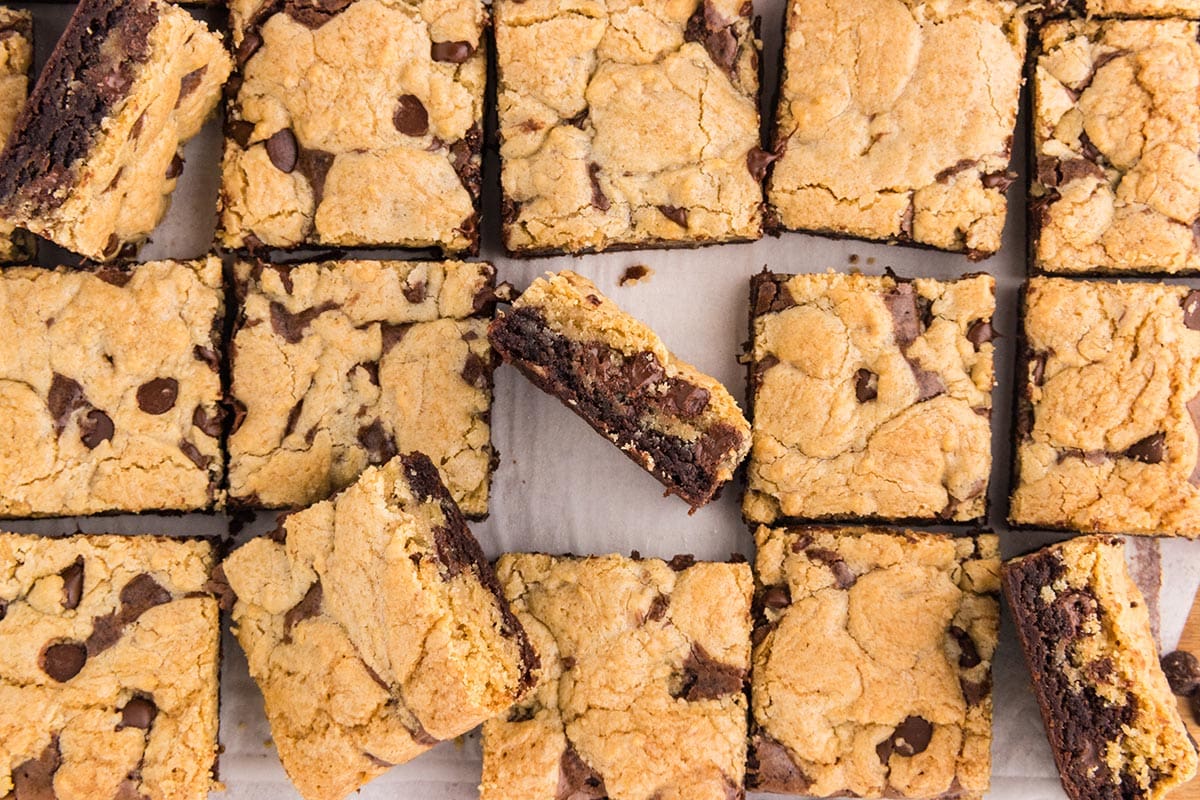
(867, 256, 876, 265)
(619, 265, 654, 287)
(848, 254, 859, 264)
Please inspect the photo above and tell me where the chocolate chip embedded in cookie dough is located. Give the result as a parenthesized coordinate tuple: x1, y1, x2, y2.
(137, 377, 179, 414)
(60, 558, 85, 610)
(658, 205, 688, 228)
(393, 95, 429, 137)
(265, 128, 299, 173)
(1124, 433, 1166, 464)
(40, 641, 88, 682)
(283, 581, 323, 640)
(677, 644, 745, 701)
(47, 373, 87, 433)
(854, 368, 878, 402)
(80, 409, 115, 449)
(431, 40, 474, 63)
(118, 695, 158, 730)
(878, 716, 933, 760)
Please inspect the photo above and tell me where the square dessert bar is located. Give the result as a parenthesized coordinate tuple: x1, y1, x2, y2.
(481, 553, 752, 800)
(0, 533, 221, 800)
(1032, 19, 1200, 275)
(0, 258, 225, 516)
(222, 452, 537, 800)
(1010, 278, 1200, 536)
(0, 7, 33, 264)
(0, 0, 230, 262)
(1003, 536, 1198, 800)
(495, 0, 764, 255)
(219, 0, 486, 254)
(766, 0, 1025, 259)
(228, 259, 497, 516)
(489, 270, 751, 509)
(744, 271, 996, 525)
(749, 526, 999, 798)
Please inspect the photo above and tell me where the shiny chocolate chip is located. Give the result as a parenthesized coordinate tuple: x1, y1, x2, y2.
(118, 696, 157, 730)
(137, 378, 179, 415)
(266, 129, 299, 173)
(854, 368, 878, 402)
(1125, 432, 1165, 464)
(394, 95, 429, 137)
(41, 641, 87, 682)
(1162, 650, 1200, 696)
(676, 644, 745, 701)
(60, 558, 84, 611)
(431, 40, 474, 63)
(80, 410, 114, 449)
(966, 319, 995, 348)
(878, 716, 933, 760)
(949, 625, 981, 668)
(761, 585, 790, 609)
(658, 205, 688, 228)
(1184, 291, 1200, 331)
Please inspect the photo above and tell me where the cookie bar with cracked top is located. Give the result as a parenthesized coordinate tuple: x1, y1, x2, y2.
(0, 8, 33, 264)
(489, 270, 751, 509)
(766, 0, 1025, 259)
(1032, 19, 1200, 275)
(1010, 278, 1200, 536)
(1003, 536, 1198, 800)
(228, 259, 496, 516)
(481, 552, 752, 800)
(0, 0, 230, 262)
(495, 0, 764, 256)
(218, 0, 486, 254)
(0, 258, 225, 517)
(221, 452, 537, 800)
(744, 271, 996, 525)
(748, 526, 999, 799)
(0, 533, 220, 800)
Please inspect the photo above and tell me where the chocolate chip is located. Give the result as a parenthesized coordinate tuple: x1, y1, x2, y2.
(266, 128, 298, 173)
(935, 159, 977, 183)
(60, 558, 84, 611)
(880, 716, 933, 759)
(626, 352, 665, 391)
(967, 319, 995, 348)
(746, 147, 778, 182)
(393, 95, 429, 137)
(204, 564, 237, 612)
(297, 147, 336, 208)
(403, 279, 426, 304)
(354, 361, 381, 387)
(357, 420, 397, 464)
(270, 300, 337, 343)
(118, 696, 157, 730)
(41, 641, 87, 682)
(507, 705, 535, 723)
(1162, 651, 1200, 696)
(11, 737, 61, 800)
(960, 677, 991, 706)
(177, 66, 206, 105)
(667, 554, 696, 571)
(165, 154, 185, 179)
(658, 205, 688, 228)
(753, 276, 797, 315)
(381, 322, 412, 354)
(284, 582, 323, 639)
(1030, 350, 1048, 386)
(283, 398, 304, 438)
(684, 0, 739, 77)
(431, 40, 474, 62)
(588, 163, 609, 211)
(1079, 131, 1103, 164)
(619, 265, 651, 286)
(677, 643, 745, 701)
(121, 574, 172, 620)
(47, 373, 87, 434)
(949, 625, 981, 668)
(228, 119, 256, 148)
(1183, 291, 1200, 331)
(557, 745, 607, 800)
(748, 734, 811, 793)
(95, 268, 133, 288)
(136, 378, 179, 415)
(762, 585, 790, 609)
(0, 599, 6, 621)
(1125, 433, 1165, 464)
(179, 440, 211, 470)
(662, 380, 710, 418)
(193, 405, 223, 438)
(227, 397, 248, 436)
(806, 547, 856, 589)
(883, 284, 924, 348)
(80, 410, 114, 449)
(646, 593, 670, 622)
(854, 368, 878, 402)
(461, 352, 491, 390)
(237, 31, 262, 66)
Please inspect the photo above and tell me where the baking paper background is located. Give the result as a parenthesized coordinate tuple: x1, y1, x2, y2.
(7, 2, 1200, 798)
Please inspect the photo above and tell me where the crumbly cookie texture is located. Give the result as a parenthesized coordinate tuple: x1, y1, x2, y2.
(489, 270, 751, 508)
(0, 259, 225, 517)
(495, 0, 764, 256)
(749, 526, 999, 799)
(767, 0, 1024, 258)
(1033, 19, 1200, 275)
(481, 553, 752, 800)
(0, 0, 230, 262)
(1003, 536, 1199, 800)
(219, 0, 485, 253)
(1011, 278, 1200, 536)
(0, 533, 220, 800)
(228, 259, 496, 516)
(222, 453, 537, 800)
(744, 271, 996, 525)
(0, 8, 33, 264)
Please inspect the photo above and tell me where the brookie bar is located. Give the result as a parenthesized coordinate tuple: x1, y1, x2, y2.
(0, 7, 33, 263)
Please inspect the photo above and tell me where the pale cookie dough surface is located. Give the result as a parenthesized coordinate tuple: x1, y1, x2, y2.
(481, 553, 752, 800)
(767, 0, 1024, 258)
(749, 526, 999, 800)
(0, 258, 225, 517)
(1003, 536, 1198, 800)
(0, 533, 220, 800)
(228, 259, 496, 516)
(222, 453, 536, 800)
(495, 0, 764, 255)
(0, 8, 32, 264)
(1011, 278, 1200, 537)
(1033, 19, 1200, 275)
(219, 0, 486, 253)
(744, 271, 996, 524)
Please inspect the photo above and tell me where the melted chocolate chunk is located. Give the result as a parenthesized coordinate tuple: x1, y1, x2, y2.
(177, 66, 206, 105)
(661, 379, 710, 418)
(60, 558, 84, 611)
(193, 405, 223, 438)
(588, 163, 609, 211)
(357, 420, 397, 464)
(878, 716, 933, 760)
(87, 574, 173, 656)
(658, 205, 688, 228)
(935, 159, 977, 183)
(431, 40, 474, 63)
(393, 95, 429, 137)
(557, 746, 607, 800)
(47, 373, 87, 433)
(80, 409, 115, 449)
(461, 352, 491, 390)
(747, 146, 779, 182)
(297, 147, 336, 208)
(619, 265, 651, 286)
(118, 695, 157, 730)
(806, 547, 856, 589)
(1161, 650, 1200, 696)
(266, 128, 299, 173)
(677, 644, 745, 700)
(748, 733, 811, 792)
(95, 267, 133, 287)
(982, 170, 1016, 191)
(761, 584, 790, 609)
(949, 625, 981, 668)
(967, 319, 995, 348)
(883, 283, 924, 348)
(10, 736, 61, 800)
(684, 0, 739, 77)
(179, 439, 212, 470)
(284, 0, 354, 28)
(646, 593, 670, 622)
(752, 275, 797, 315)
(1125, 433, 1165, 464)
(41, 641, 87, 682)
(854, 368, 878, 402)
(270, 300, 338, 343)
(165, 153, 184, 179)
(403, 279, 426, 304)
(237, 31, 262, 66)
(1183, 291, 1200, 331)
(284, 581, 323, 639)
(283, 398, 304, 438)
(136, 377, 179, 415)
(960, 677, 991, 706)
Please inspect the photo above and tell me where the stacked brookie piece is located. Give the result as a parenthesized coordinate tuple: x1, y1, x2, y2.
(1, 0, 1200, 799)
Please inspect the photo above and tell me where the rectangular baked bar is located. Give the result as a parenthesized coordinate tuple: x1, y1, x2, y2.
(221, 452, 537, 800)
(218, 0, 486, 254)
(495, 0, 764, 255)
(0, 0, 230, 262)
(0, 533, 220, 800)
(744, 271, 996, 525)
(1010, 278, 1200, 536)
(489, 270, 751, 509)
(1031, 19, 1200, 274)
(0, 259, 226, 516)
(1003, 536, 1198, 800)
(227, 259, 497, 516)
(0, 7, 33, 264)
(481, 552, 752, 800)
(749, 526, 999, 798)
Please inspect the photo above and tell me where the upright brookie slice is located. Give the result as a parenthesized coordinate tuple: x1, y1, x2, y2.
(489, 270, 751, 508)
(0, 7, 33, 263)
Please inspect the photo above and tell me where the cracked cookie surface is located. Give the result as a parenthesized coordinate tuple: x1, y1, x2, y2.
(744, 271, 995, 525)
(0, 8, 32, 264)
(489, 270, 751, 508)
(222, 452, 537, 800)
(1010, 278, 1200, 536)
(0, 258, 225, 517)
(0, 533, 220, 800)
(495, 0, 764, 255)
(1003, 536, 1198, 800)
(749, 526, 999, 799)
(0, 0, 230, 262)
(219, 0, 485, 253)
(481, 552, 752, 800)
(1032, 19, 1200, 275)
(228, 259, 496, 516)
(766, 0, 1024, 258)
